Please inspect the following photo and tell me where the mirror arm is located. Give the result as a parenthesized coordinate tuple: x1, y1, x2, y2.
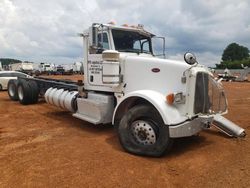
(163, 37, 166, 58)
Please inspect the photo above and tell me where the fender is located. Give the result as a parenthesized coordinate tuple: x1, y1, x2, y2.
(112, 90, 188, 125)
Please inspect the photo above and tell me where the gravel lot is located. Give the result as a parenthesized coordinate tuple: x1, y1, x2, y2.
(0, 75, 249, 187)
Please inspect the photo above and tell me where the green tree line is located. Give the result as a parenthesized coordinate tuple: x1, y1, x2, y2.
(216, 43, 250, 69)
(0, 58, 21, 65)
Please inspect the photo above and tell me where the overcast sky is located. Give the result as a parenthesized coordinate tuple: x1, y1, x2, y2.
(0, 0, 250, 66)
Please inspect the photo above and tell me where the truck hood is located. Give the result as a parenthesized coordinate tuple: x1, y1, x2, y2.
(121, 55, 191, 95)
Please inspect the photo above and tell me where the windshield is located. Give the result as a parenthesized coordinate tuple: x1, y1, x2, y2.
(112, 29, 152, 54)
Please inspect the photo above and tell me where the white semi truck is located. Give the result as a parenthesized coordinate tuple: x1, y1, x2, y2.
(7, 23, 245, 156)
(10, 61, 34, 74)
(33, 62, 55, 75)
(73, 62, 83, 74)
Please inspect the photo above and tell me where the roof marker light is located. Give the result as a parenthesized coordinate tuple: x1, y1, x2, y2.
(108, 21, 116, 25)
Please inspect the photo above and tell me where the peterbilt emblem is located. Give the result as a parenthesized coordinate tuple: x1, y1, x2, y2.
(151, 68, 160, 73)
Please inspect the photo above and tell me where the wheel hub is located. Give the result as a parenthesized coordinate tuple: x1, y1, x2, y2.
(137, 130, 147, 141)
(131, 120, 156, 145)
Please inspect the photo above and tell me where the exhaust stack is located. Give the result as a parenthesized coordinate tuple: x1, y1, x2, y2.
(213, 115, 246, 137)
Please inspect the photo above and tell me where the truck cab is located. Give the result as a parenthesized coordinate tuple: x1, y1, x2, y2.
(82, 23, 155, 93)
(72, 23, 229, 156)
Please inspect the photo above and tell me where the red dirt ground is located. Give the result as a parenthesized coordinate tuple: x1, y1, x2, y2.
(0, 75, 249, 187)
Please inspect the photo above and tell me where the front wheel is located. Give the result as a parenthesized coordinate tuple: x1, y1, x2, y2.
(118, 105, 173, 157)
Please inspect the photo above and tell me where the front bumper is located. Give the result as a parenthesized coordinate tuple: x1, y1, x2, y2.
(169, 116, 214, 138)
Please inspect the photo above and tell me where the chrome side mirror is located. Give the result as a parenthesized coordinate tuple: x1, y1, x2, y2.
(184, 52, 197, 65)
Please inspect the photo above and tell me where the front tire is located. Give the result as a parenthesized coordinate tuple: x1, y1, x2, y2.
(118, 105, 173, 157)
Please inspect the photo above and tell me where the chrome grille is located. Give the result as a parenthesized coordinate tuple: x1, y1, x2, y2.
(194, 72, 227, 114)
(194, 72, 210, 114)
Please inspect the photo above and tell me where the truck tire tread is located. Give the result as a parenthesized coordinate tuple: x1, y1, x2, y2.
(17, 79, 32, 105)
(28, 80, 39, 104)
(118, 105, 173, 157)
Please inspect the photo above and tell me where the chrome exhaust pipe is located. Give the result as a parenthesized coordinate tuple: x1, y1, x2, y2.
(213, 115, 246, 138)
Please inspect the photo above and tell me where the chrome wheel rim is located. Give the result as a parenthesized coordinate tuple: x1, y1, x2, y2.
(9, 84, 15, 96)
(131, 120, 156, 145)
(18, 86, 24, 100)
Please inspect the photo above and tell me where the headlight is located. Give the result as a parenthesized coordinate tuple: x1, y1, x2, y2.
(166, 92, 186, 105)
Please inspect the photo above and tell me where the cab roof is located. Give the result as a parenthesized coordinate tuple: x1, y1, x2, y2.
(92, 23, 155, 37)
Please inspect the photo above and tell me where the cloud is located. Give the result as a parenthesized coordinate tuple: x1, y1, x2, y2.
(0, 0, 249, 66)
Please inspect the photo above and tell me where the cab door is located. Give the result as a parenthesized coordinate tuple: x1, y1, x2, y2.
(87, 32, 110, 86)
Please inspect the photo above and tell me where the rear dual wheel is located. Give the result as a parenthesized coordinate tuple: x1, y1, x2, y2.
(7, 79, 39, 105)
(17, 80, 39, 105)
(28, 80, 39, 104)
(8, 80, 19, 101)
(17, 80, 31, 105)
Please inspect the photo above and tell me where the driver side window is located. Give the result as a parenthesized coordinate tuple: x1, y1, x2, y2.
(97, 33, 110, 50)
